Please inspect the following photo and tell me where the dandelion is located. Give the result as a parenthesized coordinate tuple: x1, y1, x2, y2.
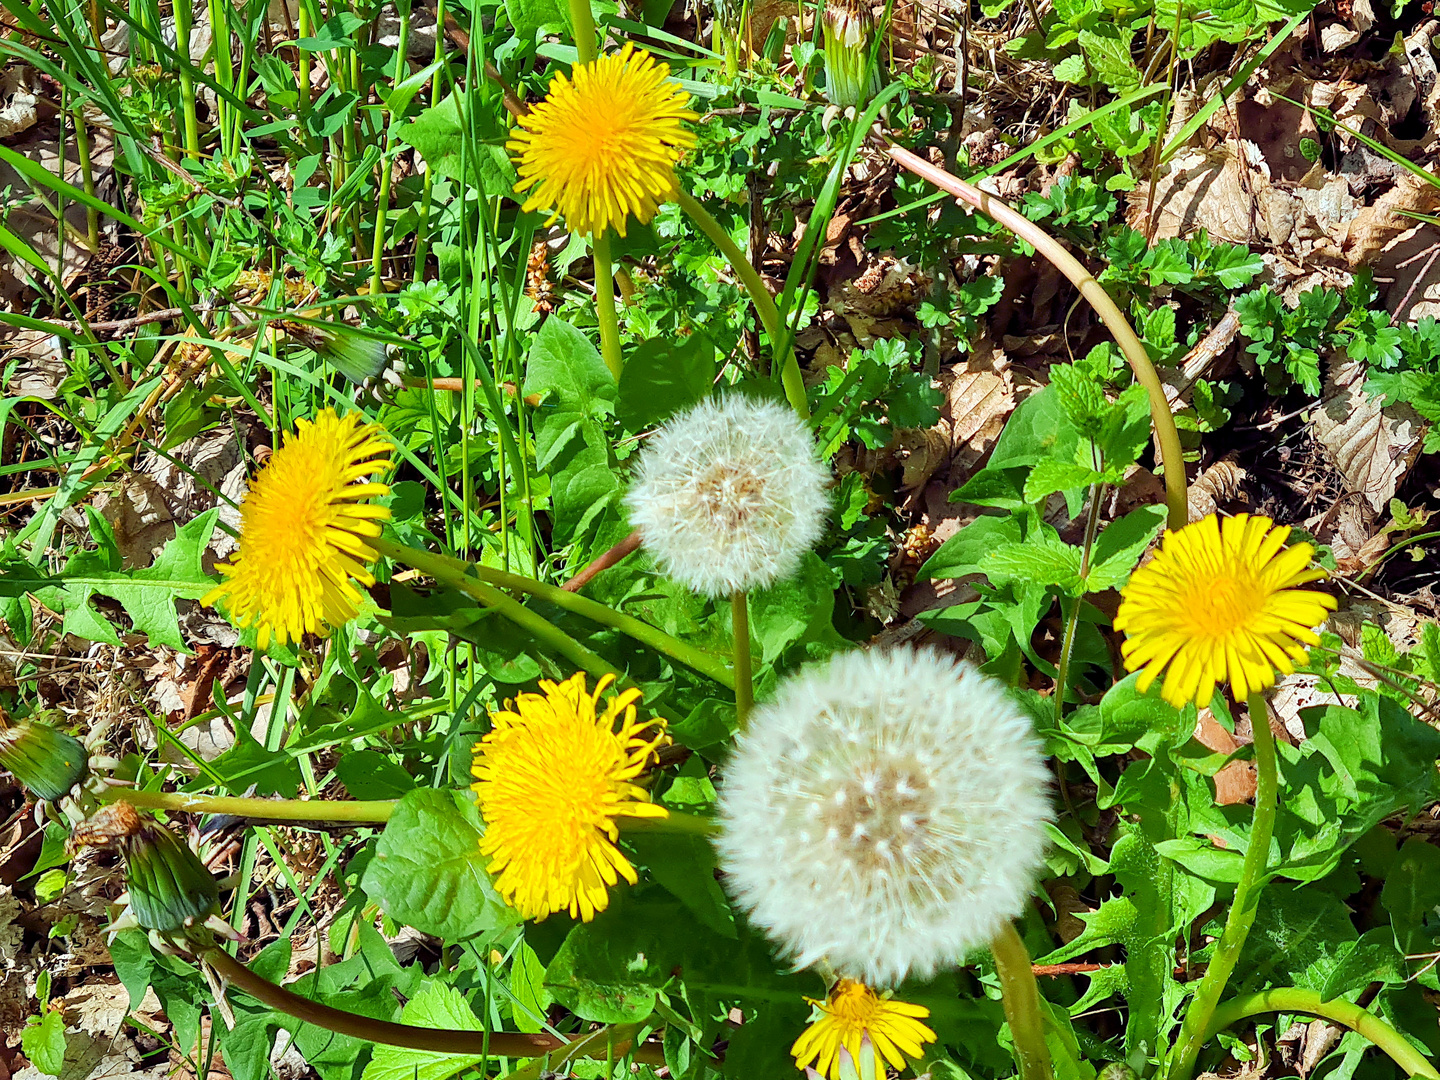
(472, 672, 668, 922)
(716, 646, 1052, 986)
(509, 44, 697, 239)
(792, 981, 936, 1080)
(625, 395, 831, 598)
(202, 409, 392, 650)
(1114, 513, 1338, 708)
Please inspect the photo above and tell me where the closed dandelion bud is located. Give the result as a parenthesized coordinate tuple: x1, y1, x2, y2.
(823, 0, 880, 109)
(625, 396, 831, 598)
(0, 713, 89, 802)
(72, 802, 220, 935)
(717, 646, 1052, 987)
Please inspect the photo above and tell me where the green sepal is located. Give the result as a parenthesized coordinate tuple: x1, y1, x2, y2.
(0, 717, 88, 801)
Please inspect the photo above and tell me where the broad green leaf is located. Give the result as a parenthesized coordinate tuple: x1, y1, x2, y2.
(361, 788, 521, 941)
(360, 983, 486, 1080)
(22, 1011, 66, 1077)
(616, 333, 717, 430)
(982, 533, 1084, 596)
(917, 514, 1024, 581)
(1382, 838, 1440, 957)
(1320, 927, 1408, 999)
(1085, 505, 1168, 592)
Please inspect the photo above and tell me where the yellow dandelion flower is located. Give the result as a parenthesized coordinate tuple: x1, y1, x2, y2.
(791, 980, 936, 1080)
(201, 409, 392, 650)
(471, 672, 668, 922)
(508, 43, 697, 238)
(1114, 513, 1338, 708)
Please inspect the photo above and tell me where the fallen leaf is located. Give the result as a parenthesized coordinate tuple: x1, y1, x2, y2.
(1310, 358, 1423, 513)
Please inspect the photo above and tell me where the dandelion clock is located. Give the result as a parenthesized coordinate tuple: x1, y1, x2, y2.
(716, 646, 1052, 987)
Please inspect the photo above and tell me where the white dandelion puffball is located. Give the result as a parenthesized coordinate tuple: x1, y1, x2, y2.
(624, 395, 830, 598)
(716, 646, 1053, 987)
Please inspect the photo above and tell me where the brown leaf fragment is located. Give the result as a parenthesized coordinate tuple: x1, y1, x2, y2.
(1310, 359, 1423, 513)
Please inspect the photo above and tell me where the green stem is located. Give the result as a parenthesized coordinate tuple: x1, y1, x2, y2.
(297, 1, 314, 151)
(732, 591, 753, 728)
(592, 230, 622, 379)
(203, 948, 665, 1064)
(991, 921, 1054, 1080)
(371, 537, 734, 689)
(567, 0, 598, 61)
(101, 786, 719, 833)
(883, 143, 1187, 530)
(1209, 989, 1440, 1080)
(370, 0, 412, 297)
(674, 188, 809, 419)
(102, 787, 395, 822)
(1166, 692, 1279, 1080)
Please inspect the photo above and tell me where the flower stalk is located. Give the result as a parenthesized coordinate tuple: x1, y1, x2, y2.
(1206, 988, 1440, 1080)
(883, 142, 1187, 530)
(732, 591, 754, 727)
(101, 787, 719, 833)
(203, 947, 665, 1064)
(1165, 692, 1279, 1080)
(369, 536, 735, 689)
(592, 230, 623, 378)
(674, 189, 808, 419)
(991, 921, 1054, 1080)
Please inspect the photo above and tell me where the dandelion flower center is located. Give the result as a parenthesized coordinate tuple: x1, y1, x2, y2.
(472, 673, 668, 922)
(201, 409, 392, 650)
(1114, 513, 1339, 708)
(790, 980, 936, 1080)
(717, 647, 1052, 986)
(508, 44, 697, 238)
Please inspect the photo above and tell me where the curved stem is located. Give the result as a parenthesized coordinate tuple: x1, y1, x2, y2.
(592, 231, 623, 379)
(883, 143, 1188, 530)
(991, 921, 1055, 1080)
(372, 537, 734, 689)
(204, 948, 664, 1065)
(732, 591, 753, 729)
(1166, 692, 1279, 1080)
(1208, 988, 1440, 1080)
(674, 188, 809, 419)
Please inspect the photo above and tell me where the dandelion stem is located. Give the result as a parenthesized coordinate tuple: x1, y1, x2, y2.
(371, 536, 736, 689)
(882, 143, 1188, 530)
(1166, 691, 1279, 1080)
(991, 921, 1054, 1080)
(1206, 988, 1440, 1080)
(732, 591, 754, 728)
(567, 0, 599, 62)
(592, 231, 623, 379)
(101, 786, 720, 833)
(674, 189, 809, 419)
(100, 788, 398, 823)
(203, 947, 665, 1064)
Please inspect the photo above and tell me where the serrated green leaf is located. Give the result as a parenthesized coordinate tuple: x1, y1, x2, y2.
(361, 788, 522, 941)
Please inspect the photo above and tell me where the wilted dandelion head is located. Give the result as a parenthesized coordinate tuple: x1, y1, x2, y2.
(624, 395, 831, 597)
(716, 646, 1052, 986)
(792, 981, 935, 1080)
(508, 43, 697, 238)
(471, 673, 668, 922)
(1114, 512, 1338, 708)
(202, 409, 392, 650)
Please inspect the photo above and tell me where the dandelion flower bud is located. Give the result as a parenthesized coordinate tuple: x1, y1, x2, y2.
(0, 712, 88, 802)
(716, 646, 1052, 986)
(823, 0, 881, 109)
(625, 396, 831, 598)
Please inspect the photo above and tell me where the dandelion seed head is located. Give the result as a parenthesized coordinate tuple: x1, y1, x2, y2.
(625, 395, 830, 597)
(717, 647, 1052, 986)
